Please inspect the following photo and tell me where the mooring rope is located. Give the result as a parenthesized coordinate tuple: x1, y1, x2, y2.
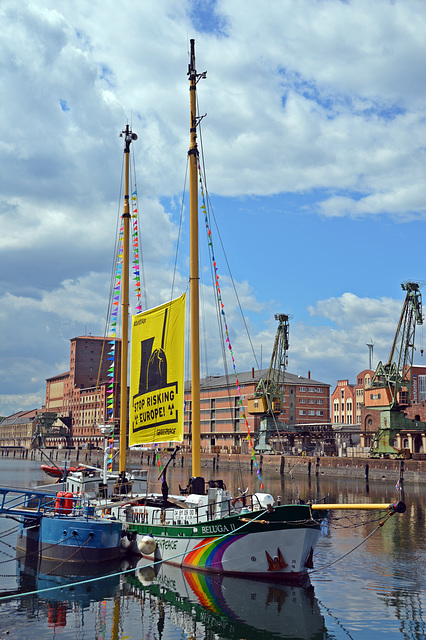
(45, 534, 94, 574)
(0, 524, 19, 539)
(0, 507, 270, 602)
(309, 511, 394, 575)
(0, 531, 80, 566)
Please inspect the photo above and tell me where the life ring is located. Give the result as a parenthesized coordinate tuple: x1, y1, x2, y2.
(232, 498, 243, 512)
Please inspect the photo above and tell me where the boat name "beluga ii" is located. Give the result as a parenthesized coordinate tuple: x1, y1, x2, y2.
(201, 523, 236, 534)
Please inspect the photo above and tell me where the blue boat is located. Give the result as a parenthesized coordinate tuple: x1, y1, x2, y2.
(0, 487, 123, 564)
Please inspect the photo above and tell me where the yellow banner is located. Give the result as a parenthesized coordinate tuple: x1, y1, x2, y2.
(129, 293, 185, 445)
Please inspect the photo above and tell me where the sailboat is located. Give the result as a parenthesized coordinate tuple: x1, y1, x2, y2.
(88, 38, 410, 581)
(36, 40, 406, 579)
(77, 39, 322, 581)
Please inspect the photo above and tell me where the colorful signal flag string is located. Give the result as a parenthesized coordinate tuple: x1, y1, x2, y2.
(198, 167, 264, 490)
(131, 190, 142, 313)
(104, 190, 142, 470)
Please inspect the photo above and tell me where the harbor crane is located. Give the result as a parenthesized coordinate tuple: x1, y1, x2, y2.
(247, 314, 290, 453)
(366, 282, 425, 457)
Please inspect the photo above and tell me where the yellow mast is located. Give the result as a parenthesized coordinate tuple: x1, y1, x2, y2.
(119, 124, 137, 478)
(188, 40, 203, 478)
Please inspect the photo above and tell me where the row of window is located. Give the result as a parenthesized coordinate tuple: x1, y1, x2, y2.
(299, 410, 324, 416)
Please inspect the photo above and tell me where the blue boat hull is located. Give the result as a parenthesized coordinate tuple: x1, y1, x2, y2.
(17, 515, 123, 563)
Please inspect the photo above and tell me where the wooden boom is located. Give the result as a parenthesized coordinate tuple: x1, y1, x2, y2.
(311, 501, 406, 512)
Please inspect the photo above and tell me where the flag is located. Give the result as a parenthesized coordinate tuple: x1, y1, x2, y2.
(129, 294, 185, 446)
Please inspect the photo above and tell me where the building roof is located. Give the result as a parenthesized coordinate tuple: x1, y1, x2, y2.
(0, 409, 38, 425)
(46, 371, 70, 383)
(70, 335, 121, 342)
(185, 369, 329, 391)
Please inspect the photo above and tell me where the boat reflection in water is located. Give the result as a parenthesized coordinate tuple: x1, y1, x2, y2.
(14, 554, 326, 639)
(126, 558, 326, 640)
(15, 555, 122, 632)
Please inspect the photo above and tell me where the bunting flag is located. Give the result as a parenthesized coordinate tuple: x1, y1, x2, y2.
(104, 187, 142, 470)
(198, 167, 264, 490)
(131, 189, 143, 313)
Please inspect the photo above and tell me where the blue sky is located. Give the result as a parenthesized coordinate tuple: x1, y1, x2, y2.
(1, 0, 426, 416)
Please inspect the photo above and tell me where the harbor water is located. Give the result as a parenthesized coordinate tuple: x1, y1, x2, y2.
(0, 457, 424, 639)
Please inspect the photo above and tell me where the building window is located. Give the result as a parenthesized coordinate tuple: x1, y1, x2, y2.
(299, 386, 306, 392)
(299, 410, 306, 416)
(418, 376, 426, 401)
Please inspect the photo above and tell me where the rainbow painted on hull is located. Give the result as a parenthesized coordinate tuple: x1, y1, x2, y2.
(183, 534, 244, 570)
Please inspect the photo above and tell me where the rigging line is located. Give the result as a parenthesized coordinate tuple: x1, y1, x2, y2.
(197, 165, 248, 487)
(197, 124, 260, 372)
(170, 157, 189, 302)
(309, 512, 393, 575)
(198, 170, 265, 489)
(0, 506, 271, 602)
(85, 151, 126, 447)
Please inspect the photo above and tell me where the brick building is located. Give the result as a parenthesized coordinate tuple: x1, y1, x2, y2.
(0, 410, 39, 448)
(183, 369, 330, 453)
(45, 336, 121, 447)
(331, 370, 374, 425)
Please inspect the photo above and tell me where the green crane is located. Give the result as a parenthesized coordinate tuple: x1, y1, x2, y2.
(367, 282, 424, 458)
(247, 314, 290, 453)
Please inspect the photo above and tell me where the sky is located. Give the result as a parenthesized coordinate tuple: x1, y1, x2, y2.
(1, 0, 426, 416)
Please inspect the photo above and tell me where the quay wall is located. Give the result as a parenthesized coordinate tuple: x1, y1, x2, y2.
(1, 447, 424, 485)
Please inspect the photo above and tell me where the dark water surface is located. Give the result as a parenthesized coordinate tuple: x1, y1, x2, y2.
(0, 458, 424, 639)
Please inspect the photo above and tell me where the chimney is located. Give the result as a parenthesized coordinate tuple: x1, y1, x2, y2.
(308, 371, 311, 379)
(252, 367, 254, 378)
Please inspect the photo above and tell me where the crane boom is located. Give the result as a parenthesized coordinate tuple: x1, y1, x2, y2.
(366, 282, 425, 459)
(246, 314, 290, 453)
(367, 282, 423, 410)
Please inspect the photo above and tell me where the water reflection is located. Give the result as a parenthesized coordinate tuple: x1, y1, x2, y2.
(14, 554, 327, 640)
(127, 559, 327, 640)
(0, 460, 425, 639)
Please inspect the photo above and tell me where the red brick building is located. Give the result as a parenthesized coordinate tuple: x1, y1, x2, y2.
(183, 369, 330, 453)
(331, 370, 374, 425)
(45, 336, 121, 447)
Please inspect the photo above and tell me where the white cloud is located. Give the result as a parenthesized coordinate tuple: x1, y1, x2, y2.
(1, 0, 426, 415)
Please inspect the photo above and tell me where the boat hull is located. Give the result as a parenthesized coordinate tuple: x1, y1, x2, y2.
(16, 515, 123, 564)
(127, 504, 321, 581)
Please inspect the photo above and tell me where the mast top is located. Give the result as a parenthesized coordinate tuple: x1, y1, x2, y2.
(120, 124, 138, 154)
(188, 39, 207, 84)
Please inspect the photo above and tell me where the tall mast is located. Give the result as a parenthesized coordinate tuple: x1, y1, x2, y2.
(119, 124, 137, 477)
(188, 40, 204, 478)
